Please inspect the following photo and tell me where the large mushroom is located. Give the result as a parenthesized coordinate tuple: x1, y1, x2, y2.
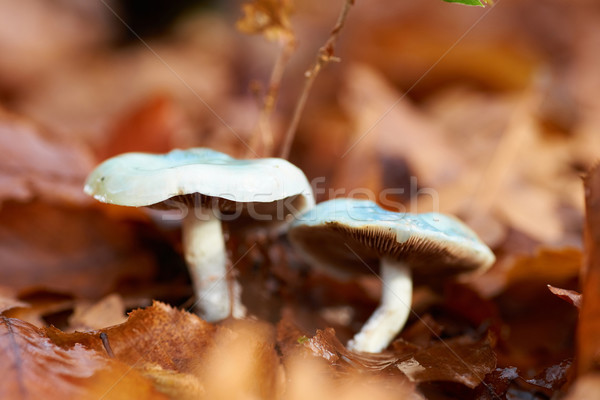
(84, 147, 314, 322)
(288, 198, 495, 353)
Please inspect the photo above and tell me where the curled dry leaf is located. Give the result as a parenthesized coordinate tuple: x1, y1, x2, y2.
(474, 366, 520, 399)
(3, 290, 75, 328)
(525, 358, 573, 394)
(46, 301, 215, 373)
(237, 0, 294, 41)
(49, 303, 283, 400)
(282, 322, 496, 390)
(547, 285, 582, 309)
(0, 316, 166, 400)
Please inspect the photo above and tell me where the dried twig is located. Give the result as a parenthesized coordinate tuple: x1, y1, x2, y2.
(279, 0, 355, 159)
(249, 36, 296, 157)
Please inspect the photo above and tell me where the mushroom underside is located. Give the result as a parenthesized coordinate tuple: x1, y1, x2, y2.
(289, 223, 486, 284)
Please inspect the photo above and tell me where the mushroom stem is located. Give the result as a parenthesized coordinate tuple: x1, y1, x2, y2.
(347, 258, 413, 353)
(182, 209, 246, 322)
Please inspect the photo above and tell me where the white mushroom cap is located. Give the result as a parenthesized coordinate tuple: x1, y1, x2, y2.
(288, 198, 495, 284)
(84, 148, 315, 218)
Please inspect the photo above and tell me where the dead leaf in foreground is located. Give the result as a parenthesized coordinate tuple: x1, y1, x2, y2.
(0, 316, 165, 400)
(47, 301, 215, 372)
(281, 321, 496, 390)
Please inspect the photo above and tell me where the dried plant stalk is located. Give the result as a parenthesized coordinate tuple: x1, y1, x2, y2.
(279, 0, 355, 159)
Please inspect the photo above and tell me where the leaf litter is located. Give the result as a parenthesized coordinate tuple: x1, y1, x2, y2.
(0, 0, 599, 398)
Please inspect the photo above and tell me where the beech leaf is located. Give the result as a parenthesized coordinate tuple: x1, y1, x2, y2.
(0, 316, 165, 400)
(290, 325, 496, 389)
(46, 301, 216, 372)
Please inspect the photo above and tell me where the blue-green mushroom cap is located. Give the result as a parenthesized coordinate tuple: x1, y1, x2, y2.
(288, 198, 495, 283)
(84, 148, 315, 219)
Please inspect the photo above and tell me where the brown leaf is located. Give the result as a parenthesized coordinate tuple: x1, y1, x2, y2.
(472, 247, 580, 371)
(47, 301, 215, 373)
(49, 304, 283, 399)
(289, 325, 496, 389)
(0, 108, 94, 205)
(3, 290, 74, 328)
(396, 336, 497, 388)
(474, 366, 520, 399)
(68, 294, 128, 331)
(578, 164, 600, 375)
(525, 358, 573, 393)
(0, 201, 158, 299)
(547, 285, 582, 309)
(0, 316, 166, 400)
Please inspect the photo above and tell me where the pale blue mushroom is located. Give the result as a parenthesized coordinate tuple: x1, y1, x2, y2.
(288, 198, 495, 353)
(84, 148, 315, 322)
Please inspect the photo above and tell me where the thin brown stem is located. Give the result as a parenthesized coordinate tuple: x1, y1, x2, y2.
(279, 0, 355, 159)
(248, 36, 296, 158)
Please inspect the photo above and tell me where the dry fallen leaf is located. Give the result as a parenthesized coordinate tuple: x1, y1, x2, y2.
(282, 322, 496, 390)
(0, 108, 94, 205)
(68, 294, 128, 331)
(0, 316, 166, 400)
(0, 201, 158, 299)
(47, 301, 215, 372)
(548, 285, 582, 309)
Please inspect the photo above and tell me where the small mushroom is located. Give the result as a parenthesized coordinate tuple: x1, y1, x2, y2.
(84, 148, 314, 322)
(288, 198, 495, 353)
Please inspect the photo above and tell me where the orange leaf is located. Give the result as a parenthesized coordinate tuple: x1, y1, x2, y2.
(0, 316, 166, 400)
(47, 301, 216, 373)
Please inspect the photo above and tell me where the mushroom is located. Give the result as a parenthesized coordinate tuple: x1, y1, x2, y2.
(84, 147, 315, 322)
(288, 198, 495, 353)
